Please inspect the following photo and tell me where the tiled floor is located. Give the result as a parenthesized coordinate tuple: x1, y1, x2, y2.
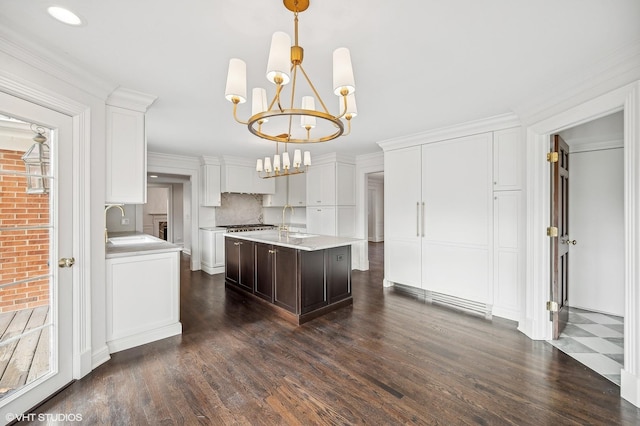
(547, 307, 624, 385)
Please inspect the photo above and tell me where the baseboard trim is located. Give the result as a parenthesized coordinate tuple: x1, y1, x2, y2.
(107, 323, 182, 354)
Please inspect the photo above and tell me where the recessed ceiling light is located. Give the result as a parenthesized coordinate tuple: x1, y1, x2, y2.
(47, 6, 84, 26)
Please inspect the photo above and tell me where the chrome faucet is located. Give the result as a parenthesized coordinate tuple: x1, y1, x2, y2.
(279, 204, 294, 239)
(105, 204, 125, 243)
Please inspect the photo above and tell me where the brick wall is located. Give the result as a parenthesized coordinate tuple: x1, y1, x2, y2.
(0, 149, 50, 313)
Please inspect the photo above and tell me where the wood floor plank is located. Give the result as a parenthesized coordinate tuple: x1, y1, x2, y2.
(26, 245, 640, 425)
(0, 306, 48, 389)
(26, 308, 50, 383)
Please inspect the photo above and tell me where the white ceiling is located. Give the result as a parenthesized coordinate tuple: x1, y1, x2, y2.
(1, 1, 638, 160)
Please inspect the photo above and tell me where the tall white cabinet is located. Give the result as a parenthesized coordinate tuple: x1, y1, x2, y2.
(305, 156, 355, 237)
(383, 126, 522, 320)
(105, 88, 157, 204)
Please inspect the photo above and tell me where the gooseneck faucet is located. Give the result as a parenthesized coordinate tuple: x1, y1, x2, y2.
(279, 204, 294, 239)
(105, 204, 125, 243)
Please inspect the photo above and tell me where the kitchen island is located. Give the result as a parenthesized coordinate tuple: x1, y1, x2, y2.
(105, 233, 182, 352)
(224, 231, 360, 325)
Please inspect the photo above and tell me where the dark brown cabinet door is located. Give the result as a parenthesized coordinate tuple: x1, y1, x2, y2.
(255, 243, 274, 302)
(238, 240, 255, 293)
(273, 246, 298, 313)
(225, 237, 240, 285)
(327, 246, 351, 304)
(300, 250, 327, 314)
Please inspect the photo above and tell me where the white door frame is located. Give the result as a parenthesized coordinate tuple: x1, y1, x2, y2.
(522, 81, 640, 406)
(0, 74, 92, 383)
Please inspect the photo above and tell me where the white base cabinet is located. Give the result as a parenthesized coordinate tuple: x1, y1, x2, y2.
(106, 251, 182, 353)
(200, 228, 225, 274)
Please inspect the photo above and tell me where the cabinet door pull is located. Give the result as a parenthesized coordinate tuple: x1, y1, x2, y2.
(268, 249, 277, 254)
(416, 202, 420, 237)
(421, 201, 425, 237)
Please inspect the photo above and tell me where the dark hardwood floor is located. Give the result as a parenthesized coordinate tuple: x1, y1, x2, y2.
(24, 242, 640, 425)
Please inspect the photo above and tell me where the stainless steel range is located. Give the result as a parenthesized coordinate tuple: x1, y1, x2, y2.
(221, 224, 277, 233)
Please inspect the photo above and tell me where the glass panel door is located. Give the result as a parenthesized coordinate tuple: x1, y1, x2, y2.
(0, 92, 73, 419)
(0, 116, 53, 398)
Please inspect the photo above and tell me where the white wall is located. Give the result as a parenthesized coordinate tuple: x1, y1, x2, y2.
(569, 147, 624, 316)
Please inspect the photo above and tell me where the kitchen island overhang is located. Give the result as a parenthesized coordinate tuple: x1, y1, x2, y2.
(224, 231, 361, 325)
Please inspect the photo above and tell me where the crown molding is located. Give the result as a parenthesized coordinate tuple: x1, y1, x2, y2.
(0, 24, 115, 101)
(377, 112, 520, 152)
(311, 152, 356, 166)
(106, 87, 158, 112)
(199, 155, 221, 166)
(148, 151, 200, 170)
(516, 39, 640, 127)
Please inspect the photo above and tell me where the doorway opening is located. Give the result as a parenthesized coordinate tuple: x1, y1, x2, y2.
(365, 171, 384, 270)
(547, 111, 625, 385)
(140, 173, 191, 253)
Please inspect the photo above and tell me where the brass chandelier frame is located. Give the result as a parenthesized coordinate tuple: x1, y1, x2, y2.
(228, 0, 355, 144)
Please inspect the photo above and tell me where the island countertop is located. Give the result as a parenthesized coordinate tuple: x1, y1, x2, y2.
(224, 230, 360, 251)
(106, 232, 182, 258)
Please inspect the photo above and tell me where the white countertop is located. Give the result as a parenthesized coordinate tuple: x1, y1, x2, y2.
(224, 230, 361, 251)
(106, 232, 182, 258)
(199, 227, 226, 231)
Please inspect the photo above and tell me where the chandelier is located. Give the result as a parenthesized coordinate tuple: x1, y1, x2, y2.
(224, 0, 358, 144)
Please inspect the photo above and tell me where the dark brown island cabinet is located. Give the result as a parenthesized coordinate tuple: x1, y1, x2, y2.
(224, 236, 353, 324)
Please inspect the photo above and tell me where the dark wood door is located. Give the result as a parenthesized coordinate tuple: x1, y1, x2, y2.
(238, 240, 255, 293)
(273, 246, 298, 313)
(255, 243, 274, 302)
(225, 237, 240, 285)
(551, 135, 570, 339)
(328, 246, 351, 304)
(300, 250, 327, 314)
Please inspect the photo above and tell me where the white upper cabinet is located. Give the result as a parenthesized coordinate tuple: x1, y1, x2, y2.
(287, 173, 306, 206)
(305, 161, 355, 206)
(200, 162, 221, 207)
(493, 127, 523, 191)
(105, 88, 157, 204)
(306, 163, 336, 205)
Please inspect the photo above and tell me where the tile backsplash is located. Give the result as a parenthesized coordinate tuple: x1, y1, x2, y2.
(216, 193, 264, 225)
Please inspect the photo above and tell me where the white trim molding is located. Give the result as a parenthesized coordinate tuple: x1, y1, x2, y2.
(354, 151, 384, 271)
(0, 74, 95, 379)
(523, 81, 640, 407)
(147, 152, 202, 271)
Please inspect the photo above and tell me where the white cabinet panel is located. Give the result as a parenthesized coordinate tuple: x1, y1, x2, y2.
(493, 127, 522, 191)
(106, 105, 146, 203)
(422, 134, 493, 246)
(423, 244, 491, 303)
(201, 164, 221, 206)
(106, 251, 181, 352)
(337, 206, 355, 237)
(337, 163, 356, 205)
(306, 163, 336, 205)
(306, 206, 336, 236)
(492, 191, 522, 320)
(200, 229, 225, 274)
(288, 173, 306, 206)
(384, 146, 422, 286)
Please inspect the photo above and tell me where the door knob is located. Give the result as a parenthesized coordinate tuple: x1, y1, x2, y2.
(58, 257, 75, 268)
